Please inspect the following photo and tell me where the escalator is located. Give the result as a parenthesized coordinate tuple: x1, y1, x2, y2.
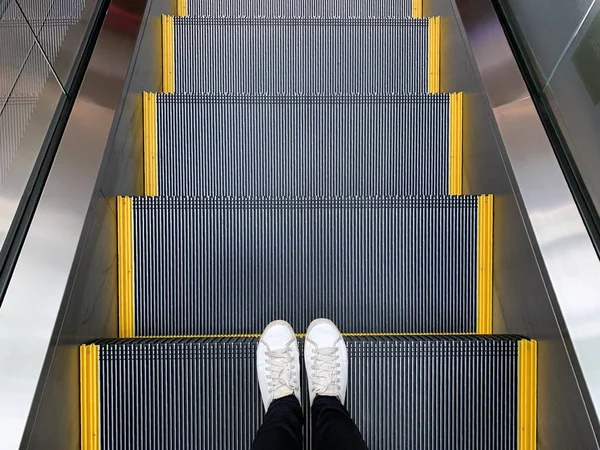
(78, 1, 538, 448)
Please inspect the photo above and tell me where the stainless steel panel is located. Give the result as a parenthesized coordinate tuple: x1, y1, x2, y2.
(39, 0, 95, 91)
(1, 0, 172, 447)
(503, 0, 594, 83)
(453, 0, 600, 447)
(0, 0, 35, 111)
(0, 41, 63, 259)
(543, 1, 600, 223)
(14, 0, 53, 34)
(0, 0, 156, 448)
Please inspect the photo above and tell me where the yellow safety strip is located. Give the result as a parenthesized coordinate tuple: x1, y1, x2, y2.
(428, 17, 441, 94)
(80, 344, 100, 450)
(176, 0, 188, 16)
(477, 195, 494, 334)
(143, 92, 158, 196)
(118, 196, 135, 338)
(449, 92, 463, 195)
(138, 332, 478, 339)
(518, 339, 537, 450)
(162, 15, 175, 93)
(412, 0, 423, 18)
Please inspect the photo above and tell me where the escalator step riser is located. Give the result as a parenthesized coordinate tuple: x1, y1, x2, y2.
(151, 93, 455, 196)
(119, 196, 493, 337)
(183, 0, 413, 19)
(83, 336, 536, 450)
(171, 18, 429, 94)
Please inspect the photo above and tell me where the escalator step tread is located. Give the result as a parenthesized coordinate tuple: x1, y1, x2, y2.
(120, 195, 493, 337)
(82, 335, 535, 450)
(150, 93, 456, 196)
(183, 0, 413, 18)
(170, 17, 429, 93)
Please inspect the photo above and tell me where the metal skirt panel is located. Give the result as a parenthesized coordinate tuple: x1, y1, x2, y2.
(173, 18, 429, 94)
(98, 336, 518, 450)
(132, 196, 478, 336)
(155, 93, 450, 196)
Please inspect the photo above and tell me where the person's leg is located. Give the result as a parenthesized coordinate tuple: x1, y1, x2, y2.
(251, 395, 303, 450)
(251, 320, 303, 450)
(305, 318, 368, 450)
(311, 396, 367, 450)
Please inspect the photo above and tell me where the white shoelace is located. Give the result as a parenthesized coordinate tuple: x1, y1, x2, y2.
(266, 346, 299, 397)
(310, 347, 341, 396)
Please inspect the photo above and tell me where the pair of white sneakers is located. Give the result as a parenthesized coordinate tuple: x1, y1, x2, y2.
(257, 318, 349, 410)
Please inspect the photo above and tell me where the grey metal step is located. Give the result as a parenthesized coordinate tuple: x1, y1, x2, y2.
(147, 93, 460, 196)
(80, 335, 537, 450)
(117, 196, 493, 337)
(183, 0, 414, 18)
(169, 18, 430, 94)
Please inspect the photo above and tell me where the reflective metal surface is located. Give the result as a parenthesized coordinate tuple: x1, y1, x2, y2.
(0, 0, 155, 447)
(0, 0, 99, 270)
(454, 0, 600, 446)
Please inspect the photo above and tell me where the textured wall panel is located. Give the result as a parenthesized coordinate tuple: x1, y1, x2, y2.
(131, 196, 478, 336)
(155, 93, 450, 196)
(97, 336, 520, 450)
(173, 18, 429, 94)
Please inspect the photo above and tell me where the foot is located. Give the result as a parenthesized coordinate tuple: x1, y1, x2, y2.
(304, 318, 349, 405)
(256, 320, 301, 410)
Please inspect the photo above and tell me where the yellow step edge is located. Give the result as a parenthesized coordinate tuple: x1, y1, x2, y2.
(137, 332, 478, 339)
(161, 15, 175, 93)
(428, 17, 441, 94)
(118, 196, 135, 338)
(176, 0, 188, 16)
(477, 195, 494, 334)
(412, 0, 423, 18)
(80, 344, 100, 450)
(449, 92, 463, 195)
(518, 339, 538, 450)
(143, 92, 158, 196)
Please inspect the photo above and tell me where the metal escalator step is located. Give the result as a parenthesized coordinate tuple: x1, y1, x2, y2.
(143, 93, 463, 197)
(180, 0, 416, 19)
(163, 17, 438, 94)
(80, 336, 537, 450)
(117, 195, 494, 337)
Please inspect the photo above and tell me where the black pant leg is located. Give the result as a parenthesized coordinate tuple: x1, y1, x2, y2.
(251, 395, 303, 450)
(311, 396, 368, 450)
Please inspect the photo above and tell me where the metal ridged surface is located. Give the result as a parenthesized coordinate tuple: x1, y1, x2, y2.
(185, 0, 412, 18)
(97, 336, 519, 450)
(132, 196, 478, 336)
(173, 18, 428, 94)
(155, 93, 450, 196)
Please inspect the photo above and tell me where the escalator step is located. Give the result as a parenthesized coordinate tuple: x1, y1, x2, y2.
(80, 336, 537, 450)
(117, 195, 494, 337)
(182, 0, 415, 19)
(144, 93, 463, 196)
(164, 17, 435, 94)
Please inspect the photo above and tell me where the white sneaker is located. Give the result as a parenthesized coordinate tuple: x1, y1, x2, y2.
(304, 318, 349, 405)
(256, 320, 301, 410)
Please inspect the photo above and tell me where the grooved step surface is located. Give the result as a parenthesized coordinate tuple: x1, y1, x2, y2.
(96, 336, 521, 450)
(172, 18, 428, 94)
(129, 197, 479, 336)
(185, 0, 413, 18)
(154, 94, 450, 196)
